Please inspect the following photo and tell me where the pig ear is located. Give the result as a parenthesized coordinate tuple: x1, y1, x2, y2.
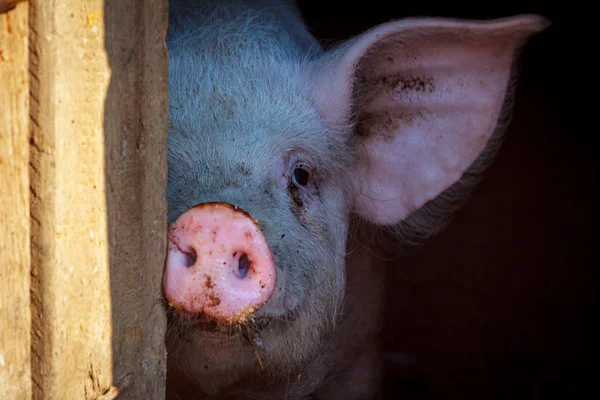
(312, 15, 549, 226)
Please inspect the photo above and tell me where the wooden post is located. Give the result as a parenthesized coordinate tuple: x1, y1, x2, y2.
(27, 0, 168, 398)
(0, 2, 31, 399)
(102, 0, 169, 398)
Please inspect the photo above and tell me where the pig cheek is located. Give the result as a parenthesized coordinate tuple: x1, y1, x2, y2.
(257, 228, 311, 316)
(255, 247, 291, 314)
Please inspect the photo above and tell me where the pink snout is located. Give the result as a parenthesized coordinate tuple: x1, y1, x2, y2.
(163, 202, 277, 324)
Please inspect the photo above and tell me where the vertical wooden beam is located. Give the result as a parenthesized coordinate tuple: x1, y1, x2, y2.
(28, 0, 168, 398)
(0, 2, 31, 399)
(29, 0, 114, 397)
(103, 0, 169, 398)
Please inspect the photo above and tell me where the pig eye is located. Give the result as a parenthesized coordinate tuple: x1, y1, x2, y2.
(292, 164, 311, 187)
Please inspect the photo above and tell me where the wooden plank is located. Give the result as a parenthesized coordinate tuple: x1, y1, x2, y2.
(103, 0, 168, 398)
(28, 0, 168, 398)
(0, 2, 31, 399)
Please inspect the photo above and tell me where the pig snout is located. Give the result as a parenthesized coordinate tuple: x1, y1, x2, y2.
(163, 202, 277, 324)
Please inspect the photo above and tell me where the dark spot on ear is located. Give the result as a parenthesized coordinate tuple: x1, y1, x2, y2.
(356, 112, 398, 141)
(356, 110, 427, 141)
(379, 75, 435, 93)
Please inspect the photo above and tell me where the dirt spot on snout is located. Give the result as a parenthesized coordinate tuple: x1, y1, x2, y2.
(203, 275, 221, 307)
(204, 275, 215, 289)
(206, 293, 221, 307)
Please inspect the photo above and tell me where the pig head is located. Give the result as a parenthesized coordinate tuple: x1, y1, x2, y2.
(163, 0, 548, 398)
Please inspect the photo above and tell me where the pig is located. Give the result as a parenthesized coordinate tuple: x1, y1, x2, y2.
(162, 0, 549, 398)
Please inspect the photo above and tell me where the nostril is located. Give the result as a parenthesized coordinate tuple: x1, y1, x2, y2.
(183, 248, 197, 268)
(236, 253, 251, 279)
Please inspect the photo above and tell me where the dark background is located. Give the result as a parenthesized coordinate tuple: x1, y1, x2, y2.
(296, 2, 593, 399)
